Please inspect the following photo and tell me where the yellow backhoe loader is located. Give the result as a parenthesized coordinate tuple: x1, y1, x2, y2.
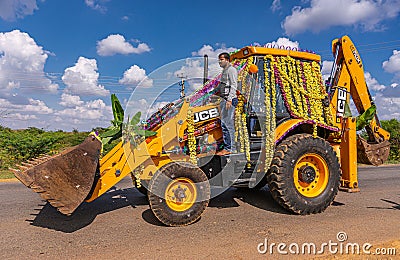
(12, 35, 390, 226)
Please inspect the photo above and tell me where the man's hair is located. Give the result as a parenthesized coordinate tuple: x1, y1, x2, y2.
(218, 52, 230, 60)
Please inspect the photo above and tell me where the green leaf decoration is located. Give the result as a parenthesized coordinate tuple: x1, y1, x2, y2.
(99, 94, 156, 148)
(130, 111, 141, 126)
(111, 119, 123, 126)
(101, 126, 121, 138)
(111, 94, 124, 124)
(356, 104, 376, 131)
(134, 129, 157, 137)
(101, 137, 112, 146)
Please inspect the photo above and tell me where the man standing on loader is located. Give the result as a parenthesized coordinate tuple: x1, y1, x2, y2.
(216, 52, 238, 156)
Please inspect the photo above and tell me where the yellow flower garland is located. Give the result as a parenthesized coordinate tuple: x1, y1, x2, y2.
(234, 57, 253, 162)
(264, 55, 277, 171)
(234, 94, 251, 162)
(268, 56, 331, 137)
(187, 107, 197, 164)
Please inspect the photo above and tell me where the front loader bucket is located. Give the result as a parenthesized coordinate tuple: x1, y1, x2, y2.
(357, 137, 390, 166)
(11, 135, 101, 215)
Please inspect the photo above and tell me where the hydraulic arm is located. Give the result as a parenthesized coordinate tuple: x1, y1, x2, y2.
(329, 36, 390, 167)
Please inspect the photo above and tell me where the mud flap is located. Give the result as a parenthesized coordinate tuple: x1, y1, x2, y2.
(12, 135, 101, 215)
(357, 137, 390, 166)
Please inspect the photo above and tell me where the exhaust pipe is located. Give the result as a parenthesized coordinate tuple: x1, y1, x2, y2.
(203, 54, 208, 85)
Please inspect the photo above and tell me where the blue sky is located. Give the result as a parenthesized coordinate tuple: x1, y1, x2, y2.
(0, 0, 400, 131)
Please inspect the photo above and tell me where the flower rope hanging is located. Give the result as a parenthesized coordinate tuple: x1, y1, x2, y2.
(263, 55, 277, 171)
(235, 56, 254, 162)
(186, 106, 197, 164)
(269, 55, 332, 137)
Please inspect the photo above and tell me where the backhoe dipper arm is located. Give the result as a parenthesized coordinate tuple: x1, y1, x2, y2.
(329, 35, 390, 143)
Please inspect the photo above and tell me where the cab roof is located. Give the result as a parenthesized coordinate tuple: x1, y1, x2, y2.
(230, 46, 321, 62)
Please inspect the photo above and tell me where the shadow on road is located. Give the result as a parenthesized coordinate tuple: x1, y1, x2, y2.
(141, 209, 164, 226)
(27, 187, 148, 233)
(367, 196, 400, 210)
(27, 184, 349, 230)
(208, 187, 290, 214)
(208, 187, 346, 214)
(141, 186, 291, 227)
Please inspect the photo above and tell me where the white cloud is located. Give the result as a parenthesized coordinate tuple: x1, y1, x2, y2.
(321, 60, 333, 81)
(62, 56, 109, 96)
(0, 95, 112, 131)
(0, 0, 38, 21)
(119, 65, 153, 88)
(55, 97, 112, 130)
(25, 98, 53, 114)
(57, 99, 107, 120)
(282, 0, 400, 35)
(0, 30, 58, 95)
(9, 113, 38, 120)
(59, 93, 84, 107)
(265, 37, 300, 49)
(192, 44, 237, 59)
(271, 0, 282, 12)
(96, 34, 151, 56)
(85, 0, 109, 13)
(175, 59, 204, 80)
(364, 72, 387, 91)
(0, 97, 52, 114)
(373, 93, 400, 120)
(0, 98, 14, 109)
(383, 50, 400, 77)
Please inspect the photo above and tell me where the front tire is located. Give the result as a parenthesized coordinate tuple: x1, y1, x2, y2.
(267, 134, 341, 214)
(148, 162, 210, 226)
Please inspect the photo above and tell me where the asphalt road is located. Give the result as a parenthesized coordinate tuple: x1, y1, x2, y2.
(1, 166, 399, 259)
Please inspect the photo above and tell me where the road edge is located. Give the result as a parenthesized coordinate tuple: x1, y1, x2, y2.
(0, 178, 18, 182)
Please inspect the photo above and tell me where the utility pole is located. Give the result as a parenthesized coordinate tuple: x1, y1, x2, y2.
(177, 73, 186, 98)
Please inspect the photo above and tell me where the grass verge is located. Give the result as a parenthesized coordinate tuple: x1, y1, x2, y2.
(0, 169, 15, 179)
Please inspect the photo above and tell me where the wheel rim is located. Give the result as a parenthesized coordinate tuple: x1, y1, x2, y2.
(293, 153, 329, 198)
(165, 177, 197, 212)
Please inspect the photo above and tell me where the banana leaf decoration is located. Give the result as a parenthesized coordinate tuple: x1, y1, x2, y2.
(101, 94, 156, 146)
(356, 104, 376, 131)
(123, 112, 157, 147)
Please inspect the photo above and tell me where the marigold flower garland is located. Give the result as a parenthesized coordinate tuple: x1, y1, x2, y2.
(263, 55, 277, 171)
(186, 107, 197, 164)
(269, 55, 332, 137)
(234, 57, 253, 162)
(234, 94, 250, 162)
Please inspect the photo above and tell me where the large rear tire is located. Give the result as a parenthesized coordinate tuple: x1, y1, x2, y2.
(148, 162, 210, 226)
(267, 134, 341, 214)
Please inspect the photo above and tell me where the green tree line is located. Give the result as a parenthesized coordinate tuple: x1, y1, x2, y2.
(0, 127, 89, 178)
(381, 119, 400, 163)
